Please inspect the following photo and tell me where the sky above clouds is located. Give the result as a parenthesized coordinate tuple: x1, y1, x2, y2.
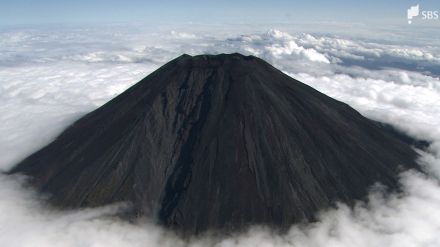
(1, 0, 440, 25)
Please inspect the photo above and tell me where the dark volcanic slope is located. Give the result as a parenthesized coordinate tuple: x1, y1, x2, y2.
(10, 53, 419, 233)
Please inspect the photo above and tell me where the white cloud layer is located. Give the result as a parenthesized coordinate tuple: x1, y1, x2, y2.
(1, 25, 440, 246)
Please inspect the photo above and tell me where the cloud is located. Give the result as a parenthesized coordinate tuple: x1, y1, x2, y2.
(170, 30, 197, 39)
(1, 25, 440, 246)
(0, 63, 154, 169)
(292, 70, 440, 142)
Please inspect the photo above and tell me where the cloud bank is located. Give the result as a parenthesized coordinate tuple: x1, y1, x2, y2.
(1, 25, 440, 246)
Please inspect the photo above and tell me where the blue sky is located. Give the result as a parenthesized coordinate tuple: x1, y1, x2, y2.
(0, 0, 439, 25)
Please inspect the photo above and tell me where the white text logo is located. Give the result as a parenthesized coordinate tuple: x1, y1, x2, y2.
(407, 4, 439, 24)
(407, 5, 419, 24)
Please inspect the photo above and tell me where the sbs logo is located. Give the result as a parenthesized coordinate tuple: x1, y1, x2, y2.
(407, 4, 439, 24)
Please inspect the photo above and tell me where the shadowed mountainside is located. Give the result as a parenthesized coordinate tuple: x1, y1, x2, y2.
(10, 53, 421, 234)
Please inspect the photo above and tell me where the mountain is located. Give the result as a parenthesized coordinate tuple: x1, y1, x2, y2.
(10, 53, 420, 234)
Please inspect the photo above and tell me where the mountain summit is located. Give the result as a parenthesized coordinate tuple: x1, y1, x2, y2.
(10, 53, 419, 233)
